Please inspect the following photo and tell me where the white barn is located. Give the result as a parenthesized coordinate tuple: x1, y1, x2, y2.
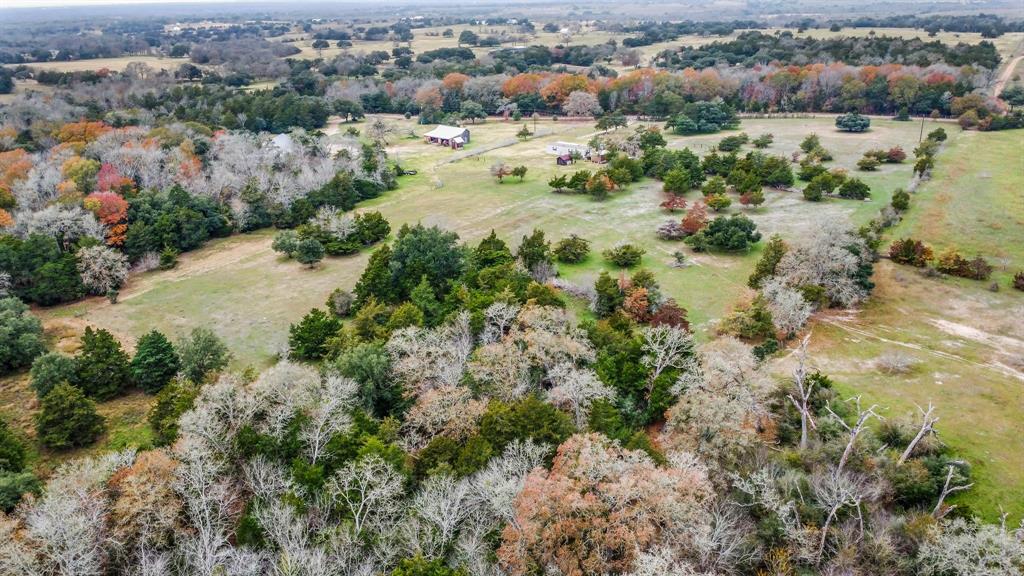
(424, 125, 470, 149)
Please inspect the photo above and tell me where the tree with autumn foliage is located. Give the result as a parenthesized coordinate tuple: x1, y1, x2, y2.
(659, 194, 687, 212)
(83, 192, 129, 246)
(498, 433, 714, 576)
(681, 201, 708, 235)
(96, 163, 134, 195)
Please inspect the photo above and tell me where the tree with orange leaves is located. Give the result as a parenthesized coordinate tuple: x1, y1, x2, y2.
(498, 433, 713, 576)
(0, 208, 12, 228)
(540, 74, 592, 106)
(84, 192, 129, 246)
(502, 73, 544, 98)
(0, 149, 32, 208)
(441, 72, 470, 93)
(681, 201, 708, 235)
(659, 194, 687, 212)
(54, 120, 111, 152)
(622, 286, 652, 323)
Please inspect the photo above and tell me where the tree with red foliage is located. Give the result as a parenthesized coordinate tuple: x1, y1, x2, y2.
(681, 201, 708, 235)
(659, 194, 687, 213)
(651, 299, 690, 331)
(96, 163, 134, 195)
(84, 192, 129, 246)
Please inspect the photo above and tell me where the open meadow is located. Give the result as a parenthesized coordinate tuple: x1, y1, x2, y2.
(16, 114, 1023, 515)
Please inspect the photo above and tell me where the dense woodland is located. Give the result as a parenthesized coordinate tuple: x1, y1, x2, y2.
(0, 6, 1022, 576)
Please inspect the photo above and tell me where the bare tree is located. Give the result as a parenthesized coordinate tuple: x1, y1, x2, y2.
(326, 456, 404, 538)
(547, 363, 615, 427)
(640, 324, 694, 392)
(812, 470, 871, 564)
(365, 118, 396, 146)
(302, 375, 358, 465)
(932, 464, 973, 519)
(825, 396, 883, 477)
(787, 335, 817, 450)
(898, 402, 939, 465)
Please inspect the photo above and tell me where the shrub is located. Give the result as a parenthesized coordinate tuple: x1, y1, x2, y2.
(936, 250, 992, 280)
(327, 288, 355, 316)
(0, 419, 27, 473)
(752, 133, 773, 148)
(29, 352, 75, 399)
(875, 351, 919, 375)
(72, 327, 132, 400)
(0, 298, 46, 375)
(685, 214, 761, 252)
(717, 133, 748, 152)
(797, 160, 827, 182)
(889, 239, 933, 267)
(857, 156, 880, 171)
(148, 380, 199, 446)
(177, 328, 231, 383)
(295, 238, 325, 268)
(701, 175, 727, 197)
(272, 230, 300, 257)
(886, 146, 907, 163)
(706, 193, 732, 212)
(553, 235, 591, 263)
(0, 471, 40, 513)
(799, 134, 821, 153)
(656, 220, 686, 240)
(891, 189, 911, 211)
(835, 112, 870, 132)
(159, 246, 178, 270)
(926, 127, 947, 142)
(289, 308, 342, 361)
(720, 298, 775, 340)
(602, 244, 645, 267)
(1014, 271, 1024, 291)
(130, 330, 180, 394)
(35, 383, 106, 450)
(837, 178, 871, 200)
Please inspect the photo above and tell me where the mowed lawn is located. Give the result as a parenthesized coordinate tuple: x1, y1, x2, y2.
(28, 116, 1024, 517)
(802, 127, 1024, 521)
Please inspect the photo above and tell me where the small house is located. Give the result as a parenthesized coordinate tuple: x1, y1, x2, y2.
(546, 141, 589, 157)
(590, 149, 609, 164)
(556, 154, 573, 166)
(423, 125, 471, 149)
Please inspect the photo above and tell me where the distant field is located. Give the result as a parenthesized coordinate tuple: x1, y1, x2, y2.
(5, 55, 187, 73)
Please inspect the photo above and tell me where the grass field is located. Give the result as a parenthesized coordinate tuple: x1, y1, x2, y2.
(796, 127, 1024, 521)
(7, 115, 1020, 520)
(4, 55, 187, 73)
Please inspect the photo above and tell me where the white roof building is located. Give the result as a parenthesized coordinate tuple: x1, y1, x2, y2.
(423, 125, 470, 140)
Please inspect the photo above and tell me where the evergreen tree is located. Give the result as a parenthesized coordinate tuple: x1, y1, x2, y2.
(594, 271, 623, 317)
(148, 380, 199, 446)
(130, 330, 180, 394)
(474, 230, 514, 268)
(748, 234, 788, 289)
(72, 327, 132, 400)
(29, 352, 75, 399)
(295, 238, 325, 268)
(409, 275, 442, 326)
(517, 229, 552, 271)
(289, 308, 342, 361)
(35, 383, 106, 450)
(0, 419, 27, 472)
(354, 244, 394, 306)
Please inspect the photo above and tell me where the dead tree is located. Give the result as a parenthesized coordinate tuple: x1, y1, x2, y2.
(898, 402, 939, 465)
(932, 463, 973, 519)
(787, 335, 816, 450)
(826, 396, 883, 478)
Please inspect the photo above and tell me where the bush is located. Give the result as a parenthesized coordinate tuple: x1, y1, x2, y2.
(889, 238, 933, 267)
(159, 246, 178, 270)
(35, 383, 106, 450)
(29, 352, 76, 399)
(553, 235, 591, 263)
(835, 112, 870, 132)
(656, 220, 686, 240)
(886, 146, 907, 163)
(272, 230, 300, 257)
(891, 189, 911, 211)
(148, 380, 199, 446)
(130, 330, 180, 394)
(706, 193, 732, 212)
(799, 134, 821, 153)
(295, 238, 325, 268)
(926, 127, 947, 142)
(72, 327, 133, 400)
(289, 308, 341, 361)
(327, 288, 355, 317)
(685, 214, 761, 252)
(717, 133, 748, 152)
(0, 298, 46, 375)
(1014, 271, 1024, 291)
(602, 244, 645, 267)
(935, 249, 993, 280)
(875, 351, 919, 375)
(857, 156, 880, 171)
(752, 133, 773, 148)
(177, 328, 231, 383)
(837, 178, 871, 200)
(0, 471, 40, 513)
(0, 419, 27, 473)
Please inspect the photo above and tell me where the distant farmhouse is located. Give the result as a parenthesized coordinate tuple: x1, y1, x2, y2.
(424, 125, 470, 149)
(546, 141, 590, 157)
